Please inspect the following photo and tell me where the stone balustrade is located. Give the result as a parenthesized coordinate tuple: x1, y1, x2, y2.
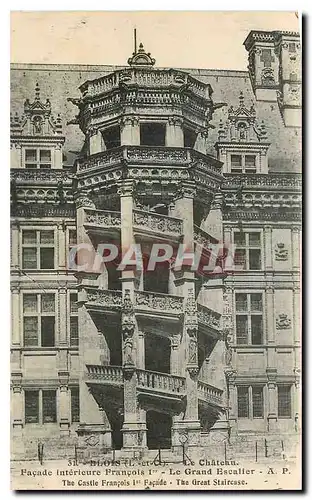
(197, 304, 222, 331)
(136, 369, 185, 394)
(10, 168, 72, 184)
(84, 208, 121, 229)
(222, 173, 302, 189)
(133, 209, 183, 237)
(76, 146, 222, 177)
(135, 290, 184, 314)
(80, 68, 210, 100)
(197, 380, 223, 407)
(86, 289, 122, 310)
(194, 224, 219, 251)
(86, 364, 123, 384)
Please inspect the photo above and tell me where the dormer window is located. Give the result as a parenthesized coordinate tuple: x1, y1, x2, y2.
(24, 148, 52, 169)
(230, 154, 256, 174)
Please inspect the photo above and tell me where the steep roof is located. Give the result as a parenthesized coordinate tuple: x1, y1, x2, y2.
(10, 63, 301, 173)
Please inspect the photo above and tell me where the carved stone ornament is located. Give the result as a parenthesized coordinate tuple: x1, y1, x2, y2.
(122, 290, 135, 367)
(261, 67, 276, 86)
(187, 365, 199, 378)
(274, 242, 288, 261)
(276, 313, 291, 330)
(128, 42, 156, 67)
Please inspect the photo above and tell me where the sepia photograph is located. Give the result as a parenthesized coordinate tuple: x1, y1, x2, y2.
(10, 10, 302, 490)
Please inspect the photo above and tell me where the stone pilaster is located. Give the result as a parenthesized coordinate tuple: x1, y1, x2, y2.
(11, 372, 23, 430)
(57, 221, 66, 270)
(266, 370, 278, 432)
(291, 226, 301, 271)
(11, 220, 20, 270)
(166, 116, 184, 147)
(89, 128, 104, 154)
(58, 285, 67, 345)
(120, 116, 140, 146)
(225, 370, 237, 440)
(194, 130, 208, 154)
(265, 285, 276, 369)
(58, 371, 70, 434)
(264, 225, 273, 270)
(11, 283, 21, 346)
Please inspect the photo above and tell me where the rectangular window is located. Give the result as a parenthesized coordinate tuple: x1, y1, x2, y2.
(235, 293, 263, 345)
(70, 293, 79, 346)
(237, 386, 264, 419)
(140, 123, 166, 146)
(22, 229, 55, 270)
(230, 154, 257, 174)
(24, 148, 52, 169)
(25, 390, 39, 424)
(42, 390, 57, 423)
(23, 293, 55, 347)
(71, 387, 80, 423)
(237, 386, 249, 418)
(102, 126, 121, 150)
(234, 231, 262, 271)
(252, 387, 264, 418)
(278, 386, 292, 418)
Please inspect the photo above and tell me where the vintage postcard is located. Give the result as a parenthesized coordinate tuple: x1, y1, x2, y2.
(10, 11, 302, 491)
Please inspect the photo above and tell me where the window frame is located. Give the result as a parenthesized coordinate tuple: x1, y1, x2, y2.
(277, 385, 292, 419)
(23, 147, 53, 169)
(230, 153, 258, 174)
(70, 386, 80, 423)
(22, 292, 56, 348)
(237, 385, 264, 419)
(69, 291, 79, 347)
(233, 230, 263, 271)
(235, 291, 264, 345)
(21, 228, 56, 270)
(24, 388, 57, 425)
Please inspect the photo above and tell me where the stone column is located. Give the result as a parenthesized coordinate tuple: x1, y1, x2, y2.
(120, 117, 140, 146)
(58, 373, 70, 434)
(119, 181, 146, 449)
(11, 220, 20, 270)
(57, 222, 66, 270)
(89, 129, 104, 155)
(291, 226, 301, 271)
(11, 284, 21, 346)
(264, 225, 273, 270)
(166, 117, 184, 147)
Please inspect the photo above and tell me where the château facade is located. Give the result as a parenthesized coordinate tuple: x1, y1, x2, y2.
(10, 30, 301, 460)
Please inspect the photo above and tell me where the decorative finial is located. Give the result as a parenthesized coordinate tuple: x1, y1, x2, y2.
(128, 39, 156, 67)
(35, 83, 40, 101)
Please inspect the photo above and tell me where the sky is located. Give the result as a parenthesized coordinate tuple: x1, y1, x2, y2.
(10, 11, 300, 70)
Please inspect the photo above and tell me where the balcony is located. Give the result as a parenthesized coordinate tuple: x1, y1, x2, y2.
(197, 381, 223, 408)
(85, 365, 224, 410)
(85, 288, 122, 313)
(197, 304, 222, 337)
(86, 364, 123, 386)
(133, 209, 183, 241)
(83, 208, 121, 238)
(82, 207, 183, 242)
(76, 146, 223, 182)
(135, 290, 184, 320)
